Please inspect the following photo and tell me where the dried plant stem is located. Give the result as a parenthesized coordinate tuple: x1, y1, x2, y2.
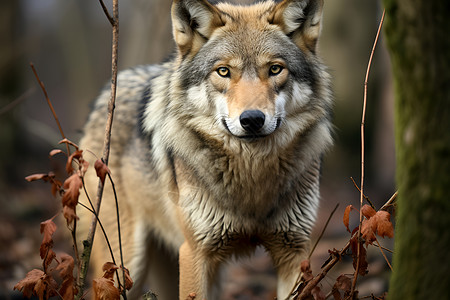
(29, 63, 81, 285)
(296, 191, 394, 299)
(351, 9, 385, 296)
(309, 203, 339, 260)
(374, 238, 393, 271)
(0, 87, 35, 115)
(29, 64, 71, 157)
(290, 204, 339, 297)
(77, 0, 120, 298)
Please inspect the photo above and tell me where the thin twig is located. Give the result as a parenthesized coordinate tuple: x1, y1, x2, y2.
(107, 172, 126, 290)
(373, 238, 393, 271)
(77, 0, 120, 297)
(309, 203, 339, 260)
(295, 171, 394, 298)
(98, 0, 115, 26)
(81, 179, 117, 267)
(0, 87, 35, 115)
(29, 63, 81, 286)
(80, 179, 124, 289)
(351, 9, 385, 296)
(290, 204, 339, 297)
(380, 190, 397, 211)
(30, 63, 71, 157)
(350, 177, 375, 209)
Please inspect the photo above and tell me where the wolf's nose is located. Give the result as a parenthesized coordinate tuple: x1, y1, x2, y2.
(240, 110, 265, 133)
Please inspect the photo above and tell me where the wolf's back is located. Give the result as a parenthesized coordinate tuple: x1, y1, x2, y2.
(76, 64, 175, 293)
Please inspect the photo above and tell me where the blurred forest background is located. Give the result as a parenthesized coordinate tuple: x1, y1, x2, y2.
(0, 0, 394, 299)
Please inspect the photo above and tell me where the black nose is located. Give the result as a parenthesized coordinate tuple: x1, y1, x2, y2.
(239, 110, 265, 133)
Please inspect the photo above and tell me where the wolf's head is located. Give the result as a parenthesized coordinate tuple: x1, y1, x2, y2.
(170, 0, 331, 144)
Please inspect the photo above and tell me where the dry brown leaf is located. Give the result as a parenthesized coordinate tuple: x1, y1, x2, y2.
(373, 211, 394, 238)
(361, 209, 394, 245)
(102, 262, 119, 280)
(55, 253, 74, 278)
(39, 219, 57, 260)
(34, 273, 58, 300)
(25, 173, 50, 182)
(334, 274, 352, 292)
(59, 138, 80, 150)
(350, 233, 368, 276)
(66, 150, 83, 174)
(185, 293, 197, 300)
(49, 149, 64, 157)
(63, 205, 79, 224)
(300, 259, 313, 281)
(61, 174, 83, 223)
(14, 269, 44, 298)
(14, 269, 57, 300)
(62, 174, 82, 207)
(93, 278, 120, 300)
(56, 254, 77, 300)
(95, 159, 110, 185)
(343, 205, 357, 233)
(120, 265, 133, 291)
(311, 286, 326, 300)
(361, 204, 376, 219)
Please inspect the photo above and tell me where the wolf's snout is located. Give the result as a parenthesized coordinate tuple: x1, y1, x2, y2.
(239, 110, 265, 133)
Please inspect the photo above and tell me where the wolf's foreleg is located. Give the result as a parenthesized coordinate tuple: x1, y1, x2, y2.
(179, 241, 222, 300)
(265, 234, 310, 300)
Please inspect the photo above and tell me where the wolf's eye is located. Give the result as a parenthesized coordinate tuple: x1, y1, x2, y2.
(269, 65, 283, 76)
(217, 67, 230, 78)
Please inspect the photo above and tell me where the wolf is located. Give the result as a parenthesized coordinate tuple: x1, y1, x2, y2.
(78, 0, 332, 299)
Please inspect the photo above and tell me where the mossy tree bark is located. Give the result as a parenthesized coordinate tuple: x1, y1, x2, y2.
(382, 0, 450, 299)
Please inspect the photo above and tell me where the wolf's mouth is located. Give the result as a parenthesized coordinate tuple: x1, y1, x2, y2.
(222, 118, 282, 140)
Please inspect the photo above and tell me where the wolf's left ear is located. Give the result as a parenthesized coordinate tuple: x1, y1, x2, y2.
(269, 0, 324, 54)
(171, 0, 224, 57)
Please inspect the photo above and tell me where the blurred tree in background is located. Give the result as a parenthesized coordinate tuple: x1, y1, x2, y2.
(383, 0, 450, 298)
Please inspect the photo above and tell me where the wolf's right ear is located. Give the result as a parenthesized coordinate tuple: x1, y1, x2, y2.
(269, 0, 324, 54)
(171, 0, 224, 57)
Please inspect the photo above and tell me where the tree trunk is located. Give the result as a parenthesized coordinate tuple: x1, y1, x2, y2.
(382, 0, 450, 299)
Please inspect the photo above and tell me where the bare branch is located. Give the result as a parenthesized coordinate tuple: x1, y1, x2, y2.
(77, 0, 120, 297)
(352, 9, 386, 296)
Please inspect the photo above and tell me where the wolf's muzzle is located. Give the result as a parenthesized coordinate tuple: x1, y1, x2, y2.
(239, 110, 265, 133)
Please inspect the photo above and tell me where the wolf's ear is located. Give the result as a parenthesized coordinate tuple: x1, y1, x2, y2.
(269, 0, 324, 54)
(171, 0, 224, 57)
